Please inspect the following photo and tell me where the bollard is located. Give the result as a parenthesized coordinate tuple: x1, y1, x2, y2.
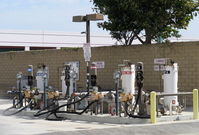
(150, 91, 157, 124)
(193, 89, 198, 120)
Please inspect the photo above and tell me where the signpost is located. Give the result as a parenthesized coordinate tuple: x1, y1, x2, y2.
(73, 13, 103, 91)
(83, 43, 91, 90)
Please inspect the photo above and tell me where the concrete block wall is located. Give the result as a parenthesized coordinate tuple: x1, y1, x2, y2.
(0, 41, 199, 104)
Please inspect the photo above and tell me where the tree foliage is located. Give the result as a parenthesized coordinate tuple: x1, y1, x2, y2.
(92, 0, 199, 45)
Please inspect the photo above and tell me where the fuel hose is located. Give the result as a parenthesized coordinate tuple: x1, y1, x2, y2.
(34, 93, 90, 117)
(45, 100, 98, 121)
(3, 99, 33, 116)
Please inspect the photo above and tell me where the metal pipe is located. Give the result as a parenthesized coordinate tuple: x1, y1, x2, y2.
(19, 78, 23, 108)
(156, 92, 193, 97)
(73, 91, 116, 96)
(86, 20, 90, 43)
(155, 91, 192, 117)
(86, 20, 91, 92)
(86, 61, 90, 91)
(43, 77, 47, 108)
(115, 78, 119, 116)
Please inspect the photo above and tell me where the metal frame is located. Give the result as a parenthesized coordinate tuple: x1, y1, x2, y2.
(156, 92, 193, 116)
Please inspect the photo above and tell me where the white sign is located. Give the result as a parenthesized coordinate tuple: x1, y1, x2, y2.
(92, 61, 105, 69)
(154, 65, 166, 71)
(83, 43, 91, 62)
(154, 58, 168, 65)
(154, 65, 160, 71)
(160, 65, 166, 71)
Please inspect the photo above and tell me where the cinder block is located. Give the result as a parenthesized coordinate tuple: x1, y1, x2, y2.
(0, 42, 199, 105)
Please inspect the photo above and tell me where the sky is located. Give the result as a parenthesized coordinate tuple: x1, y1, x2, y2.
(0, 0, 102, 33)
(0, 0, 198, 41)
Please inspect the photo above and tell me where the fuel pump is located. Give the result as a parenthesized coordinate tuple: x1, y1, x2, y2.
(135, 62, 147, 116)
(90, 63, 97, 91)
(116, 60, 135, 116)
(36, 64, 49, 108)
(36, 64, 48, 92)
(162, 61, 179, 113)
(120, 60, 135, 103)
(27, 65, 34, 90)
(61, 68, 67, 97)
(16, 72, 23, 108)
(61, 64, 77, 98)
(65, 64, 71, 97)
(113, 70, 121, 116)
(117, 61, 149, 117)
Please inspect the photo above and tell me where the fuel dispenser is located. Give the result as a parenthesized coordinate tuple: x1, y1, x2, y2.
(161, 61, 180, 114)
(14, 65, 33, 108)
(113, 70, 121, 116)
(36, 64, 49, 108)
(36, 64, 48, 92)
(5, 58, 184, 120)
(5, 64, 60, 116)
(61, 63, 77, 98)
(120, 61, 135, 98)
(16, 72, 24, 108)
(114, 60, 150, 117)
(90, 63, 97, 91)
(27, 65, 34, 89)
(135, 62, 147, 116)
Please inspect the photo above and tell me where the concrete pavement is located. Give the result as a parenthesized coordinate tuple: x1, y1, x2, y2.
(41, 121, 199, 135)
(1, 99, 199, 135)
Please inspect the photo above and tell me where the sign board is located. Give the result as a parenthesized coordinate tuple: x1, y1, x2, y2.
(154, 65, 160, 71)
(154, 58, 168, 65)
(64, 61, 80, 80)
(154, 65, 166, 71)
(83, 43, 91, 62)
(92, 61, 105, 69)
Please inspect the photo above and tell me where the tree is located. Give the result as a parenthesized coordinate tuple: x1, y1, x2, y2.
(92, 0, 199, 45)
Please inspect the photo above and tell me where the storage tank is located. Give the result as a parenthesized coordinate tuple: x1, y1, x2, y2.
(36, 66, 48, 92)
(121, 64, 135, 95)
(61, 70, 67, 96)
(162, 63, 178, 107)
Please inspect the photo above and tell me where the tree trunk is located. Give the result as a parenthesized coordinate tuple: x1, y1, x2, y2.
(145, 29, 152, 44)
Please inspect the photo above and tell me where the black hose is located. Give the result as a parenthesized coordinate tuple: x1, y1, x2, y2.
(127, 114, 150, 119)
(132, 89, 141, 114)
(124, 102, 150, 119)
(34, 93, 89, 117)
(56, 100, 97, 115)
(45, 100, 98, 121)
(3, 100, 33, 116)
(2, 97, 23, 115)
(5, 98, 21, 110)
(45, 111, 67, 121)
(57, 93, 89, 111)
(33, 101, 57, 117)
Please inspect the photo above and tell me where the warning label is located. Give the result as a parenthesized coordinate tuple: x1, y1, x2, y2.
(121, 71, 133, 75)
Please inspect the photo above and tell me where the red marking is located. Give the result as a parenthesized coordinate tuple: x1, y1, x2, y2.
(122, 71, 133, 75)
(172, 100, 176, 104)
(91, 66, 97, 69)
